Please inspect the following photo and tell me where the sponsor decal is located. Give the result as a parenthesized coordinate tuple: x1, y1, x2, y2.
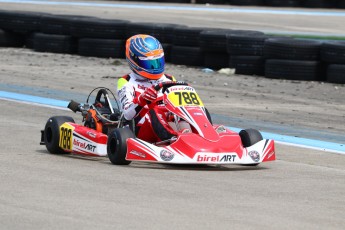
(267, 151, 275, 159)
(118, 87, 126, 96)
(183, 86, 195, 91)
(130, 150, 146, 158)
(196, 154, 237, 163)
(160, 150, 174, 161)
(137, 85, 147, 90)
(87, 131, 96, 138)
(193, 112, 203, 116)
(248, 150, 260, 162)
(73, 139, 96, 152)
(167, 86, 186, 92)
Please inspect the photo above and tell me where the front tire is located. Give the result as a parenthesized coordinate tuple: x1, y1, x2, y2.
(239, 129, 263, 166)
(239, 128, 263, 147)
(44, 116, 75, 154)
(107, 128, 135, 165)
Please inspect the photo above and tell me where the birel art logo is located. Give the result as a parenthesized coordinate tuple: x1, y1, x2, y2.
(73, 139, 96, 152)
(196, 154, 237, 163)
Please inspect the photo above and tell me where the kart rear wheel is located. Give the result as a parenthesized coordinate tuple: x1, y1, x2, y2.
(44, 116, 75, 154)
(239, 129, 263, 166)
(107, 128, 134, 165)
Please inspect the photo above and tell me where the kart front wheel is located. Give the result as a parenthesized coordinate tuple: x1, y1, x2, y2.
(107, 128, 135, 165)
(44, 116, 75, 154)
(239, 129, 263, 166)
(239, 128, 263, 147)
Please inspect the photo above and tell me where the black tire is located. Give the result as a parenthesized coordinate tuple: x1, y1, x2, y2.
(196, 0, 225, 4)
(44, 116, 75, 154)
(226, 34, 268, 56)
(40, 14, 92, 35)
(327, 64, 345, 84)
(78, 38, 125, 58)
(264, 0, 300, 7)
(204, 52, 229, 69)
(125, 22, 156, 39)
(239, 129, 263, 147)
(33, 33, 77, 54)
(25, 33, 35, 49)
(199, 29, 234, 53)
(230, 56, 265, 76)
(338, 0, 345, 8)
(230, 0, 264, 5)
(107, 128, 135, 165)
(200, 29, 264, 53)
(0, 10, 43, 34)
(154, 0, 190, 2)
(265, 59, 324, 81)
(172, 26, 208, 47)
(264, 37, 321, 61)
(171, 46, 204, 66)
(239, 129, 263, 166)
(321, 41, 345, 64)
(126, 22, 182, 43)
(70, 17, 129, 39)
(0, 29, 24, 47)
(162, 43, 172, 62)
(152, 23, 184, 44)
(302, 0, 337, 8)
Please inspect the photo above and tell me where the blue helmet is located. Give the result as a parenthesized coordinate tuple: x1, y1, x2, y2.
(125, 34, 165, 80)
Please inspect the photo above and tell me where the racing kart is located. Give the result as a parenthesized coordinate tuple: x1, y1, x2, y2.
(40, 82, 276, 166)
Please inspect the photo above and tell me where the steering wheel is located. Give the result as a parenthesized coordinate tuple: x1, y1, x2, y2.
(153, 81, 189, 93)
(95, 88, 109, 107)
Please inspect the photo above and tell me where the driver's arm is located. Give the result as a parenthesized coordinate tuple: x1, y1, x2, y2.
(117, 82, 143, 121)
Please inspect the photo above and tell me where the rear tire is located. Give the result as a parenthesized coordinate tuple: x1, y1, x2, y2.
(107, 128, 135, 165)
(44, 116, 75, 154)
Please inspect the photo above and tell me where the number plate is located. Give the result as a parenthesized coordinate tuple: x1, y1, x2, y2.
(59, 123, 74, 151)
(167, 88, 204, 107)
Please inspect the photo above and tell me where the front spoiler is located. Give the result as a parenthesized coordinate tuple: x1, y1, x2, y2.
(126, 138, 275, 165)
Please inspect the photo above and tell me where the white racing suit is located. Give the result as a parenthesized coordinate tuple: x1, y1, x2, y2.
(117, 72, 178, 142)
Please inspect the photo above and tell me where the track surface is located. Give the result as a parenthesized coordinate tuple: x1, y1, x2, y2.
(0, 1, 345, 229)
(1, 100, 345, 229)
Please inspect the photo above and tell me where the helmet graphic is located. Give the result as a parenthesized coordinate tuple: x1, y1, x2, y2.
(125, 34, 165, 80)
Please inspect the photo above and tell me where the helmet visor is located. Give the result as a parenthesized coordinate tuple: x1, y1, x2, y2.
(135, 55, 165, 72)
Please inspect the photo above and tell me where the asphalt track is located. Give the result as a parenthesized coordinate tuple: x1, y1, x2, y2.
(0, 1, 345, 229)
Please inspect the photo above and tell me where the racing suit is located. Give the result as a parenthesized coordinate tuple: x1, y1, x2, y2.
(117, 72, 177, 142)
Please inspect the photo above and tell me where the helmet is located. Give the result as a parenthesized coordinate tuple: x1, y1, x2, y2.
(125, 34, 165, 80)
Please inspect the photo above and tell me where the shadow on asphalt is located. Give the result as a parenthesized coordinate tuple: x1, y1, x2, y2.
(36, 150, 269, 171)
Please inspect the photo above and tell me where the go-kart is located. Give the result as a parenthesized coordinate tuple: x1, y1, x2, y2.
(40, 82, 276, 166)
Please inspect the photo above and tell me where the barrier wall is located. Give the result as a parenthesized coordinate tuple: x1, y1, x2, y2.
(0, 10, 344, 83)
(118, 0, 345, 9)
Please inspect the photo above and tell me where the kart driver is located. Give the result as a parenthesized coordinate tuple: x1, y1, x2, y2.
(117, 34, 190, 143)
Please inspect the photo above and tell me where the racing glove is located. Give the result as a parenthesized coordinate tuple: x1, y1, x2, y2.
(133, 86, 157, 106)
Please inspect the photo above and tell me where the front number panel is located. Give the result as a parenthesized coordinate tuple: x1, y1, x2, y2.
(59, 123, 74, 151)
